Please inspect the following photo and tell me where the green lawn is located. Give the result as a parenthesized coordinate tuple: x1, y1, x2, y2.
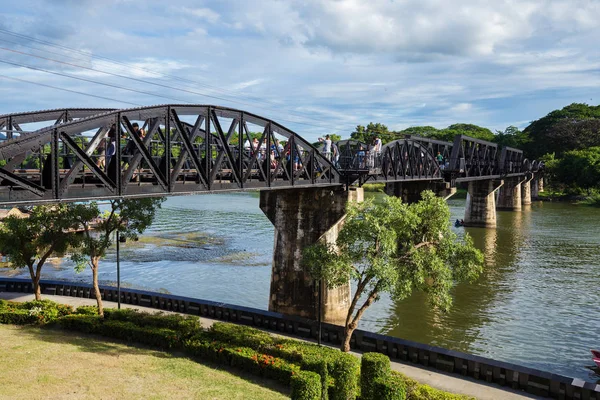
(0, 324, 288, 400)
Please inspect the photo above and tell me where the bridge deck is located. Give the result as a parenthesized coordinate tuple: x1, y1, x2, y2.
(0, 105, 541, 205)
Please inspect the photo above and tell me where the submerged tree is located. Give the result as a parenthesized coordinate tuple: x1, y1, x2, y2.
(303, 191, 484, 352)
(0, 205, 81, 300)
(70, 198, 164, 316)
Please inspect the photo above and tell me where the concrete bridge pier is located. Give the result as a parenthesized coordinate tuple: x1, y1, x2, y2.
(464, 179, 504, 228)
(384, 181, 455, 203)
(259, 186, 363, 325)
(531, 176, 540, 199)
(497, 177, 525, 211)
(538, 176, 544, 192)
(521, 174, 534, 206)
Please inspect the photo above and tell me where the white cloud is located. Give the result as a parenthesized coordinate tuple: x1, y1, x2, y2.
(179, 7, 220, 23)
(0, 0, 599, 140)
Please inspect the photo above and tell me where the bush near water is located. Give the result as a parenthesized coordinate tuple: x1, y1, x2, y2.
(0, 299, 473, 400)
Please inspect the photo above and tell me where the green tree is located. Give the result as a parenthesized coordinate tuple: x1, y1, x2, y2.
(303, 192, 483, 352)
(351, 123, 395, 144)
(441, 123, 495, 142)
(493, 126, 531, 149)
(523, 103, 600, 158)
(554, 147, 600, 194)
(0, 205, 81, 300)
(399, 126, 441, 138)
(70, 198, 164, 316)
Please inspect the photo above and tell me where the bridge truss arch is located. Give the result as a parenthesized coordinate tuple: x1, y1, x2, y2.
(0, 105, 339, 205)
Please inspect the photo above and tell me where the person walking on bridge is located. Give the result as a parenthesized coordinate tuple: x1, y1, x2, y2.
(323, 135, 332, 161)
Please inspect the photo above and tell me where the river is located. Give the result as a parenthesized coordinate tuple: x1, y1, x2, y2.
(1, 192, 599, 382)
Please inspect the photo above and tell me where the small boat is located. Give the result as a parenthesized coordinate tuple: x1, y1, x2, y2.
(454, 219, 465, 228)
(592, 350, 600, 368)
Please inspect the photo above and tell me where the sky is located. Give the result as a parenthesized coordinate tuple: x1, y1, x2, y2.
(0, 0, 598, 141)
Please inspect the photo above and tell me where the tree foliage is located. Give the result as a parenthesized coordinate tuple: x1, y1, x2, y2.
(0, 205, 81, 300)
(303, 192, 483, 352)
(523, 103, 600, 158)
(552, 147, 600, 194)
(351, 123, 395, 144)
(69, 198, 165, 316)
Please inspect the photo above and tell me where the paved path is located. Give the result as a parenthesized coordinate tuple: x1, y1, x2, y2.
(1, 292, 544, 400)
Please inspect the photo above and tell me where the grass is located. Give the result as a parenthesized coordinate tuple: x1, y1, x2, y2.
(0, 324, 288, 400)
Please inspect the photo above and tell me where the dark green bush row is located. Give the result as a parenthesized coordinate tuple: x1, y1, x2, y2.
(361, 352, 392, 400)
(374, 373, 406, 400)
(183, 333, 301, 386)
(291, 371, 322, 400)
(207, 322, 360, 400)
(0, 299, 74, 324)
(57, 315, 301, 387)
(396, 372, 474, 400)
(58, 315, 181, 349)
(0, 309, 39, 325)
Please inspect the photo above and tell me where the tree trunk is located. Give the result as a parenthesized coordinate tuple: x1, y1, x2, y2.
(341, 324, 357, 352)
(91, 258, 104, 317)
(27, 264, 42, 301)
(33, 275, 42, 301)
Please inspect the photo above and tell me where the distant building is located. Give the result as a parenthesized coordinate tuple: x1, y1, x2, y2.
(0, 208, 29, 220)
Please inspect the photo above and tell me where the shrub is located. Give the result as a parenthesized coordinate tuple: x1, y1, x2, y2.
(58, 314, 102, 333)
(0, 309, 39, 325)
(104, 309, 201, 338)
(373, 374, 406, 400)
(301, 355, 329, 400)
(291, 371, 322, 400)
(393, 372, 474, 400)
(329, 353, 359, 400)
(75, 305, 98, 315)
(361, 352, 391, 400)
(209, 322, 276, 350)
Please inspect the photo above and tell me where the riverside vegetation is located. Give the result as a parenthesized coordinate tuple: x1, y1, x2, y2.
(0, 298, 473, 400)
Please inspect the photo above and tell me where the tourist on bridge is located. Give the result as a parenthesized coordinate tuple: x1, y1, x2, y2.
(105, 124, 117, 167)
(357, 145, 366, 169)
(331, 141, 339, 167)
(436, 151, 444, 169)
(323, 135, 332, 161)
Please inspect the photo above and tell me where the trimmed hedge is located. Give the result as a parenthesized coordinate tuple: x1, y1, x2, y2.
(361, 352, 392, 400)
(329, 353, 360, 400)
(0, 309, 39, 325)
(183, 333, 301, 386)
(208, 322, 359, 399)
(291, 371, 322, 400)
(0, 299, 74, 324)
(301, 356, 329, 400)
(374, 373, 406, 400)
(396, 372, 474, 400)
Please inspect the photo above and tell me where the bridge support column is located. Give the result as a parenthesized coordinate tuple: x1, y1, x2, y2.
(259, 187, 362, 325)
(385, 181, 454, 203)
(521, 175, 533, 206)
(497, 177, 525, 211)
(538, 176, 544, 192)
(464, 179, 503, 228)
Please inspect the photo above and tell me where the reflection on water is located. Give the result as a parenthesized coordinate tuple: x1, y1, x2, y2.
(1, 193, 599, 382)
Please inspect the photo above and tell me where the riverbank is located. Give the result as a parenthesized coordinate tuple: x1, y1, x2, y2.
(0, 292, 542, 400)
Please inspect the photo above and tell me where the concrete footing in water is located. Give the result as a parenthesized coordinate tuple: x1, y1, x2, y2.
(259, 186, 363, 325)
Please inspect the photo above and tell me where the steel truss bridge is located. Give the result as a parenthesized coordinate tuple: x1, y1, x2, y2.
(0, 105, 542, 205)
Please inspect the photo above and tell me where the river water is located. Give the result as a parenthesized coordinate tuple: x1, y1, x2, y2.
(1, 193, 599, 382)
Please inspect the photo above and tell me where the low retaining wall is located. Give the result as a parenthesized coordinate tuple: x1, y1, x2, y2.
(1, 277, 598, 400)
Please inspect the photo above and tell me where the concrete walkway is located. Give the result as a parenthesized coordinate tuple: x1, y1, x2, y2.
(0, 292, 544, 400)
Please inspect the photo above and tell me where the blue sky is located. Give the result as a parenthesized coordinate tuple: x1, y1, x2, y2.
(0, 0, 598, 141)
